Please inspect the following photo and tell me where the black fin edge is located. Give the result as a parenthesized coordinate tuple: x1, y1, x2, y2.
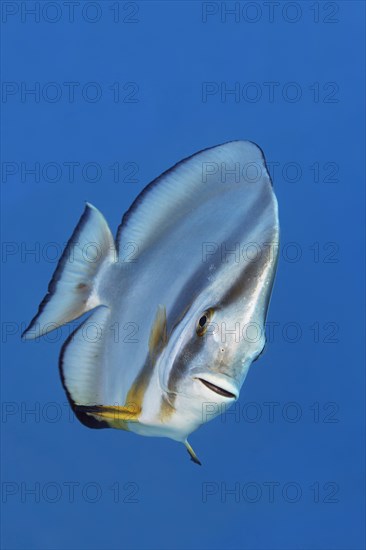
(58, 316, 110, 430)
(186, 448, 202, 466)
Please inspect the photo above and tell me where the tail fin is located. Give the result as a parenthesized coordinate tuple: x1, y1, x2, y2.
(22, 203, 116, 340)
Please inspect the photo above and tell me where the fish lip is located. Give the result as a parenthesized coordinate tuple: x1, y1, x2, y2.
(195, 377, 238, 400)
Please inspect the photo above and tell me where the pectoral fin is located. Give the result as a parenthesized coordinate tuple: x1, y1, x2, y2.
(149, 305, 167, 357)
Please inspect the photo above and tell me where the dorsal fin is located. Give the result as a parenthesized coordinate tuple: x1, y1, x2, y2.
(116, 141, 269, 257)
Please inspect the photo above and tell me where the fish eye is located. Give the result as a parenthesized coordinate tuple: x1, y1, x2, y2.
(196, 309, 213, 337)
(199, 315, 207, 327)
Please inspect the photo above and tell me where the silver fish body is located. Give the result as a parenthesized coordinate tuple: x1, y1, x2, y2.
(23, 141, 279, 463)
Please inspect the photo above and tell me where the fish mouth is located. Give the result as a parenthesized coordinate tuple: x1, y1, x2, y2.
(196, 377, 237, 399)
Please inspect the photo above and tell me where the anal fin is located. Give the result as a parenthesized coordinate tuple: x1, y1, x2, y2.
(59, 306, 112, 429)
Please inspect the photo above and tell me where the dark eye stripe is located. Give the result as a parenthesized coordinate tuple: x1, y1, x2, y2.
(167, 333, 204, 394)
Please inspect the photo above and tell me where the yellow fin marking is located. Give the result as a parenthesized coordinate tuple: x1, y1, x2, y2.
(75, 404, 141, 422)
(125, 305, 168, 409)
(148, 305, 167, 357)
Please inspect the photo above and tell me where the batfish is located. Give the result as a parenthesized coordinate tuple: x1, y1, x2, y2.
(23, 141, 279, 464)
